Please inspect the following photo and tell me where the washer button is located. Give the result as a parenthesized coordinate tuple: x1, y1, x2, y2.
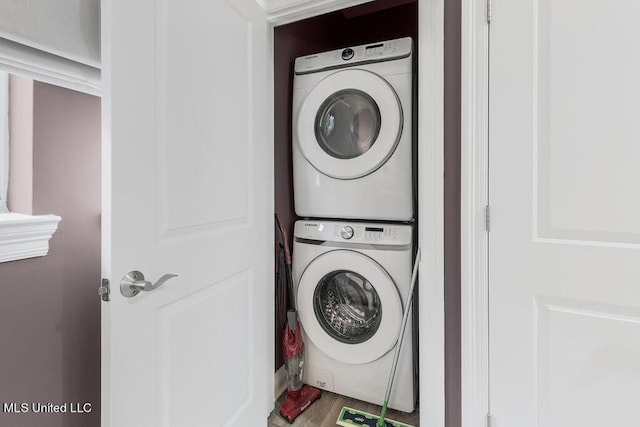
(341, 48, 354, 60)
(341, 226, 354, 240)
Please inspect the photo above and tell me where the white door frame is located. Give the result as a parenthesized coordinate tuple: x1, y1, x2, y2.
(414, 1, 445, 426)
(460, 0, 490, 426)
(267, 1, 445, 426)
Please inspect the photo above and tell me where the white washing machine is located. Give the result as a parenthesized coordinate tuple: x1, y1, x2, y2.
(292, 220, 415, 412)
(292, 37, 414, 221)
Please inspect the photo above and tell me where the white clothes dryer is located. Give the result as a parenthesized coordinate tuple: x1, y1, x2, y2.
(292, 220, 415, 412)
(292, 37, 414, 221)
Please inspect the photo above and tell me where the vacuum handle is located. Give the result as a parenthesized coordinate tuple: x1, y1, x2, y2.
(275, 214, 292, 264)
(287, 309, 298, 332)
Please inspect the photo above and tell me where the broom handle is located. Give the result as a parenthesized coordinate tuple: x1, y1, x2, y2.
(383, 248, 421, 405)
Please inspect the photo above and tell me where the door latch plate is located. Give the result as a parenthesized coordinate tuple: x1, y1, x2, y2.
(99, 278, 110, 302)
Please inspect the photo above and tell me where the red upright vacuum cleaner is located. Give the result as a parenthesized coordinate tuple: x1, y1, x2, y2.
(276, 215, 321, 423)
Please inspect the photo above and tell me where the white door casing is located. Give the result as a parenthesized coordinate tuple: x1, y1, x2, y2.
(415, 1, 445, 426)
(468, 1, 640, 426)
(460, 0, 490, 425)
(101, 0, 273, 426)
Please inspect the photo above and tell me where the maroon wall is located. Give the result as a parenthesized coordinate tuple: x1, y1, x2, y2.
(0, 80, 101, 427)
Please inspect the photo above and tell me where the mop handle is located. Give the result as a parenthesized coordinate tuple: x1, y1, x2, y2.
(383, 248, 421, 403)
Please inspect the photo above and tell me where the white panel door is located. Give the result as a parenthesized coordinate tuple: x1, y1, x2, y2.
(490, 1, 640, 426)
(101, 1, 273, 426)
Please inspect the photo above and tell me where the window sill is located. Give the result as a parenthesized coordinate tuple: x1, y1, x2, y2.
(0, 212, 61, 262)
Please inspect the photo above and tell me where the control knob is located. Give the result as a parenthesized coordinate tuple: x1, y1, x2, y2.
(340, 226, 354, 240)
(341, 48, 354, 60)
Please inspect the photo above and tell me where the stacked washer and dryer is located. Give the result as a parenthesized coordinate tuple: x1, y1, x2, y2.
(291, 37, 416, 412)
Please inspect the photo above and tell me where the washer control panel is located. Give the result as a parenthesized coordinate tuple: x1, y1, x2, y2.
(294, 220, 412, 246)
(294, 37, 412, 74)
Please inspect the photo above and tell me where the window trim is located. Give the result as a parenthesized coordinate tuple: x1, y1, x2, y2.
(0, 212, 61, 262)
(0, 71, 61, 263)
(0, 71, 8, 213)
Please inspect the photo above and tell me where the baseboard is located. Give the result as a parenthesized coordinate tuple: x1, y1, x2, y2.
(274, 365, 288, 399)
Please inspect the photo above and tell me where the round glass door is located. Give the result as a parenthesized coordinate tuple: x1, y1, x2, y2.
(315, 89, 381, 160)
(313, 270, 382, 344)
(297, 249, 403, 364)
(297, 69, 403, 180)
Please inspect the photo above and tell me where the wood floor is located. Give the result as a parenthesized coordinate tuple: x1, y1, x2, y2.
(268, 390, 419, 427)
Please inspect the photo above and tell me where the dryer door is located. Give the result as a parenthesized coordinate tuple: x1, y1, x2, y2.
(296, 69, 403, 180)
(296, 249, 403, 364)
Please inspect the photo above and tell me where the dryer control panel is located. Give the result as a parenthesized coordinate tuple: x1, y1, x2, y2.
(294, 220, 412, 246)
(294, 37, 412, 75)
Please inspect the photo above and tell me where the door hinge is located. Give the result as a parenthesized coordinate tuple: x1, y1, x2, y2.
(486, 413, 493, 427)
(99, 278, 110, 302)
(487, 0, 493, 24)
(485, 205, 491, 232)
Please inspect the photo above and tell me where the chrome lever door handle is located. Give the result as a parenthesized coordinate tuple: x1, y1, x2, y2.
(120, 270, 178, 298)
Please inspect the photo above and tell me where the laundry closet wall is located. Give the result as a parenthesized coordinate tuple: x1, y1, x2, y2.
(0, 78, 101, 427)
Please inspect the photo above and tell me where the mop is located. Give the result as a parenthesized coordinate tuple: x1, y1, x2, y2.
(336, 248, 421, 427)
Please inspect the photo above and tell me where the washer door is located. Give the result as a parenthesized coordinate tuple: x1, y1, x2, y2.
(296, 250, 403, 364)
(297, 69, 403, 180)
